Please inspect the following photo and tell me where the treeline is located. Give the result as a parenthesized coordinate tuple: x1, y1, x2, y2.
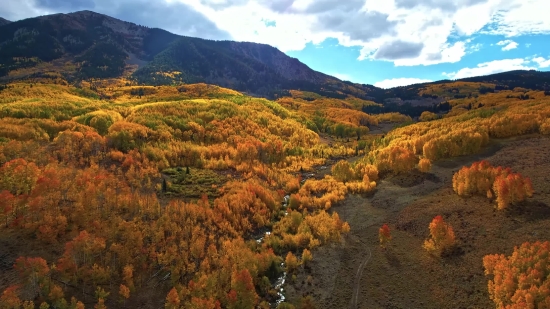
(362, 101, 451, 118)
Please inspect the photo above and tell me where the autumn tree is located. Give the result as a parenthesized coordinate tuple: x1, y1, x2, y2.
(0, 190, 15, 227)
(227, 269, 258, 309)
(331, 160, 354, 183)
(423, 215, 456, 256)
(493, 173, 534, 210)
(301, 249, 313, 268)
(379, 224, 392, 249)
(483, 241, 550, 309)
(453, 161, 534, 210)
(375, 146, 417, 174)
(285, 252, 299, 273)
(419, 111, 438, 122)
(0, 285, 22, 309)
(0, 158, 39, 195)
(418, 158, 431, 173)
(94, 287, 109, 309)
(14, 257, 50, 299)
(119, 284, 130, 304)
(165, 288, 180, 309)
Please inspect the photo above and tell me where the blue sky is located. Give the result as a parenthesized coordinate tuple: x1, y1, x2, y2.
(2, 0, 550, 88)
(287, 34, 550, 88)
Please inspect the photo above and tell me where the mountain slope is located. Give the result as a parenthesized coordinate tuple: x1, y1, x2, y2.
(459, 70, 550, 90)
(0, 10, 379, 99)
(0, 17, 10, 26)
(0, 11, 179, 77)
(1, 10, 549, 102)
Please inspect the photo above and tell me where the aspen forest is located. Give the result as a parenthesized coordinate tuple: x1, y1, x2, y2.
(1, 76, 550, 309)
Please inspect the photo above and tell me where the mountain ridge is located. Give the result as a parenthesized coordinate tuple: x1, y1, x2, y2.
(0, 17, 10, 26)
(0, 10, 379, 99)
(0, 10, 550, 101)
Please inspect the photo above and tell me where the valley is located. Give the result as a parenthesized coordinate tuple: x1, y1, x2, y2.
(1, 9, 550, 309)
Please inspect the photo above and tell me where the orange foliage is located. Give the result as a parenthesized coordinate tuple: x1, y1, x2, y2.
(379, 224, 392, 248)
(418, 158, 431, 172)
(483, 241, 550, 309)
(0, 285, 22, 309)
(374, 146, 417, 174)
(423, 215, 456, 256)
(166, 288, 181, 309)
(453, 161, 534, 209)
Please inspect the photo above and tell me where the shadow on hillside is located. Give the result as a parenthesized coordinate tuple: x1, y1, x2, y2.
(387, 170, 441, 188)
(506, 200, 550, 222)
(384, 249, 402, 269)
(434, 141, 505, 169)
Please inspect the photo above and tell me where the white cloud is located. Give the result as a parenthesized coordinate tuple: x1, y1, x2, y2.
(374, 78, 433, 89)
(496, 39, 518, 51)
(184, 0, 550, 66)
(482, 0, 550, 37)
(330, 73, 353, 81)
(443, 58, 536, 79)
(532, 57, 550, 68)
(469, 43, 483, 53)
(4, 0, 550, 67)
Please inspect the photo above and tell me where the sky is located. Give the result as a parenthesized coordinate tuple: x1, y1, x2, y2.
(1, 0, 550, 88)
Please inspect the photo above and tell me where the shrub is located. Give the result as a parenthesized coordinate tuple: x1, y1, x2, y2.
(423, 215, 455, 256)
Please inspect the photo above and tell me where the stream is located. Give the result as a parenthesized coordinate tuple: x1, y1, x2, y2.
(254, 155, 362, 307)
(254, 161, 339, 307)
(254, 194, 289, 307)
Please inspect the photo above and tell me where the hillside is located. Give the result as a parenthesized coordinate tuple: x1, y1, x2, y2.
(0, 17, 10, 26)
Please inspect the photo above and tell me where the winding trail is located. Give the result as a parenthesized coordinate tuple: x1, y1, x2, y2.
(350, 245, 372, 309)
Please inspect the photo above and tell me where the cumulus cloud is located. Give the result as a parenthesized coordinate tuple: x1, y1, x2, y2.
(330, 73, 353, 81)
(373, 40, 424, 60)
(532, 57, 550, 68)
(36, 0, 95, 10)
(2, 0, 550, 67)
(442, 58, 536, 79)
(481, 1, 550, 37)
(497, 39, 518, 51)
(374, 78, 433, 89)
(0, 0, 49, 21)
(0, 0, 230, 40)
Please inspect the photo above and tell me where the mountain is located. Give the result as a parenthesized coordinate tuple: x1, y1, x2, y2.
(0, 10, 378, 99)
(459, 70, 550, 91)
(0, 11, 179, 77)
(371, 70, 550, 103)
(0, 10, 549, 102)
(0, 17, 10, 26)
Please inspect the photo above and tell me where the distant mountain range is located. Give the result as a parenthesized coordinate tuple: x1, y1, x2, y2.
(0, 10, 549, 101)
